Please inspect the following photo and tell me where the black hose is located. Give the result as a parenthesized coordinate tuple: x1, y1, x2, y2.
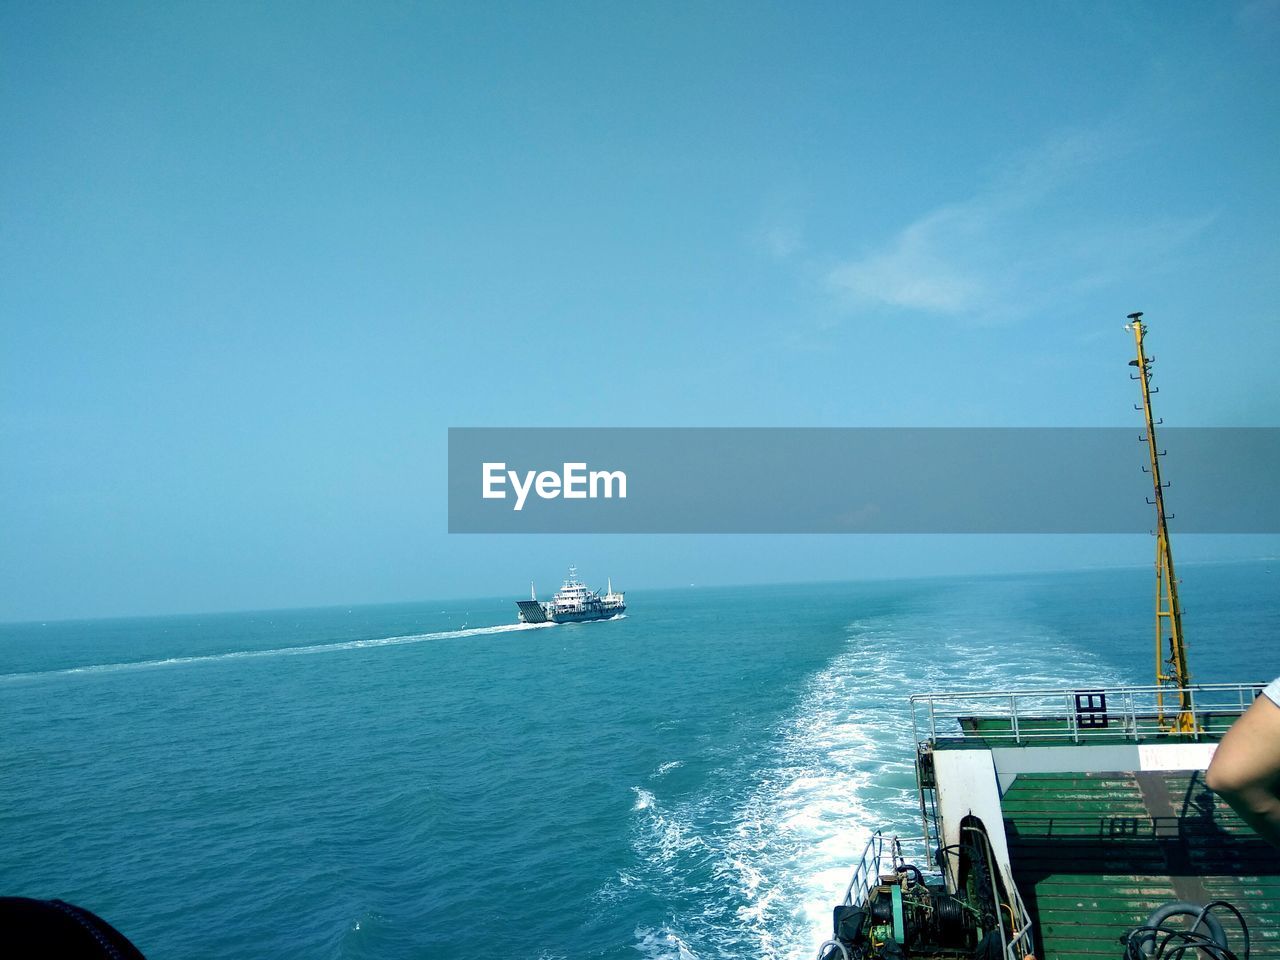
(896, 864, 925, 886)
(1201, 900, 1250, 960)
(1125, 900, 1250, 960)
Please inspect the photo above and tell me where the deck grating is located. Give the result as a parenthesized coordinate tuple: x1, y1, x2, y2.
(1003, 770, 1280, 960)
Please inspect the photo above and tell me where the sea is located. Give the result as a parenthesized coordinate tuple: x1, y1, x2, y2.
(1, 561, 1275, 960)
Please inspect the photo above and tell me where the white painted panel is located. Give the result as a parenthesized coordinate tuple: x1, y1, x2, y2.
(1138, 742, 1217, 770)
(991, 745, 1140, 783)
(986, 741, 1215, 784)
(932, 749, 1017, 895)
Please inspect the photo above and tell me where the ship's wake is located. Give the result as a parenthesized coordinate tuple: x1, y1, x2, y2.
(0, 620, 556, 683)
(625, 609, 1131, 960)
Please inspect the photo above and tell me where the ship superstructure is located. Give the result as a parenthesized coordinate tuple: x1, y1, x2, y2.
(515, 566, 625, 624)
(817, 315, 1276, 960)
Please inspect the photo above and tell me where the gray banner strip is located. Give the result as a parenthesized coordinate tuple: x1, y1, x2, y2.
(447, 428, 1280, 533)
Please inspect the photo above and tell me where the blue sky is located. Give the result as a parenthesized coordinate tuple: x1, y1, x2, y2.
(2, 2, 1278, 620)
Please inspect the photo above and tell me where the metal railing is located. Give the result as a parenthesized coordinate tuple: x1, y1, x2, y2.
(910, 682, 1265, 747)
(837, 830, 937, 909)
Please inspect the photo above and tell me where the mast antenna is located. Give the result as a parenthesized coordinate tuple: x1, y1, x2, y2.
(1125, 312, 1193, 731)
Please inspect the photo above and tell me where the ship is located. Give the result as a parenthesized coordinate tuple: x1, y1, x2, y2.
(816, 314, 1277, 960)
(515, 566, 625, 624)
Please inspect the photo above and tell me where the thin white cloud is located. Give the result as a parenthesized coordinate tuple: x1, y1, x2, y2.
(826, 205, 990, 313)
(752, 188, 809, 261)
(753, 210, 804, 261)
(824, 128, 1213, 324)
(1059, 212, 1220, 296)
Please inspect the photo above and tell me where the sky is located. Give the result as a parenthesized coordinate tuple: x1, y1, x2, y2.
(2, 2, 1278, 621)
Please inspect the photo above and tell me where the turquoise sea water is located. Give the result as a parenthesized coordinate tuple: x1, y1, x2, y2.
(1, 562, 1275, 959)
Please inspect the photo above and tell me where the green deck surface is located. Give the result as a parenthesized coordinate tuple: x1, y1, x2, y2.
(1003, 771, 1279, 960)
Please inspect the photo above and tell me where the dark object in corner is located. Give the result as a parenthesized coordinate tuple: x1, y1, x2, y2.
(833, 905, 867, 943)
(0, 897, 147, 959)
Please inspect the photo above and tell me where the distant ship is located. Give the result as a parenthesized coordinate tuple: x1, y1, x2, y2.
(515, 566, 625, 624)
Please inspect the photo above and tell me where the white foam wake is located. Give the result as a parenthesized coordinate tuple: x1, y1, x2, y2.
(623, 607, 1132, 960)
(0, 620, 556, 683)
(635, 924, 700, 960)
(720, 618, 1132, 960)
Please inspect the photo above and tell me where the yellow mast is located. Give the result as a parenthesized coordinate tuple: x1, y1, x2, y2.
(1125, 312, 1193, 731)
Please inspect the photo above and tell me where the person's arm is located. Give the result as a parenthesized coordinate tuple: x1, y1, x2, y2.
(1206, 689, 1280, 847)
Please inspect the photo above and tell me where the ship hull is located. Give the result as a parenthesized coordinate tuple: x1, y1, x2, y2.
(548, 605, 625, 623)
(515, 600, 626, 624)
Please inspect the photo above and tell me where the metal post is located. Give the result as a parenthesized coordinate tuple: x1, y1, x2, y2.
(1126, 313, 1194, 732)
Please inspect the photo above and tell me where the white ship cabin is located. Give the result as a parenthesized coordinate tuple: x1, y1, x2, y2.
(549, 566, 593, 614)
